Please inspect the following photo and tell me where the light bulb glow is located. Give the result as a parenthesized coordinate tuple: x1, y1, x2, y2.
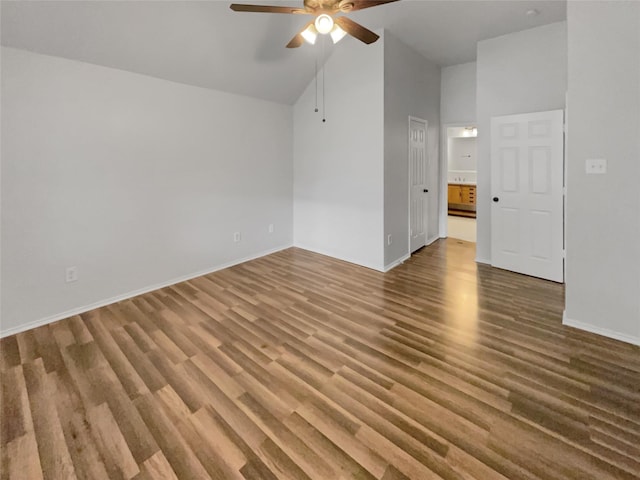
(463, 126, 477, 137)
(301, 24, 318, 44)
(315, 14, 334, 34)
(330, 24, 347, 43)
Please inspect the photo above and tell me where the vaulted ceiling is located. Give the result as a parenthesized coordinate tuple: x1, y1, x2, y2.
(1, 0, 566, 104)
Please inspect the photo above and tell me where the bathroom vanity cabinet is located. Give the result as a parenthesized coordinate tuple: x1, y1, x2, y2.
(448, 183, 476, 217)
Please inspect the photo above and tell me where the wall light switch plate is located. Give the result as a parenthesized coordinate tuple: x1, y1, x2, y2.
(586, 158, 607, 174)
(233, 232, 241, 243)
(65, 266, 78, 283)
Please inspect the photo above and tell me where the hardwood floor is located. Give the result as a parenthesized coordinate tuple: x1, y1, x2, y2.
(1, 239, 639, 480)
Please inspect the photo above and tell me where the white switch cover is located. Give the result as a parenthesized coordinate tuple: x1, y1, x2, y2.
(233, 232, 241, 243)
(586, 158, 607, 174)
(268, 224, 274, 234)
(65, 266, 78, 283)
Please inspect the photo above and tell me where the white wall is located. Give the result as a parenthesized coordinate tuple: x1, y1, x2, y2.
(476, 22, 567, 262)
(440, 62, 476, 125)
(293, 36, 384, 271)
(448, 137, 477, 172)
(384, 32, 441, 268)
(1, 47, 293, 335)
(564, 2, 640, 344)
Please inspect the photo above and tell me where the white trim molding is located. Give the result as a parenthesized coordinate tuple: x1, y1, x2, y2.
(293, 243, 385, 273)
(384, 253, 411, 273)
(0, 244, 293, 338)
(385, 236, 438, 272)
(426, 235, 439, 247)
(562, 311, 640, 347)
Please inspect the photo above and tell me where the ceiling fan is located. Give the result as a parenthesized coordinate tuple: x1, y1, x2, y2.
(230, 0, 400, 48)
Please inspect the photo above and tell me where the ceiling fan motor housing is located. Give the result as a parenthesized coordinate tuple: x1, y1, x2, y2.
(229, 0, 399, 47)
(339, 2, 355, 11)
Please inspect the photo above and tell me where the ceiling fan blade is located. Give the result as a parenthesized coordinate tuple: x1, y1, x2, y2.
(286, 32, 305, 48)
(334, 16, 379, 44)
(230, 4, 309, 14)
(337, 0, 399, 12)
(286, 21, 313, 48)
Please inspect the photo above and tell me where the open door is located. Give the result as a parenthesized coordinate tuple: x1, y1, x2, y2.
(491, 110, 564, 282)
(409, 117, 428, 253)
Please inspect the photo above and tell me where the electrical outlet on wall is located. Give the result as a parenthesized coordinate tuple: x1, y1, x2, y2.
(65, 266, 78, 283)
(586, 158, 607, 174)
(234, 232, 241, 243)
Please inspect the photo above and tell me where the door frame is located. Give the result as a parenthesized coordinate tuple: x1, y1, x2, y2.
(438, 122, 476, 238)
(408, 116, 428, 254)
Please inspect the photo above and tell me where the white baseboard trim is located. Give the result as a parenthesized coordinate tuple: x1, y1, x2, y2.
(293, 243, 385, 272)
(562, 311, 640, 346)
(0, 244, 293, 339)
(383, 237, 438, 272)
(383, 253, 411, 272)
(475, 257, 491, 265)
(426, 235, 439, 246)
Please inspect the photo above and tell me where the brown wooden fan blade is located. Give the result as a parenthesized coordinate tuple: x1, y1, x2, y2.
(286, 32, 304, 48)
(338, 0, 399, 12)
(286, 21, 313, 48)
(334, 16, 379, 44)
(230, 4, 309, 14)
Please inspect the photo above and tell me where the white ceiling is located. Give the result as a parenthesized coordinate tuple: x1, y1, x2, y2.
(1, 0, 566, 104)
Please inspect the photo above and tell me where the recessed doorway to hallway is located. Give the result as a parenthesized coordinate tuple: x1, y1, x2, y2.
(445, 125, 477, 243)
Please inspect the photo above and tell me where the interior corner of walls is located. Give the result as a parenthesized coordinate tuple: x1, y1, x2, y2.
(384, 253, 410, 272)
(562, 311, 640, 347)
(294, 242, 385, 273)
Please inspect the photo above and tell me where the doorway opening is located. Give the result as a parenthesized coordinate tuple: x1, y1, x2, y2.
(442, 125, 477, 243)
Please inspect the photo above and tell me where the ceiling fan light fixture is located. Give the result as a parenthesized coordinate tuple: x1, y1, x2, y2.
(301, 24, 318, 44)
(330, 24, 347, 43)
(315, 13, 334, 34)
(463, 126, 477, 137)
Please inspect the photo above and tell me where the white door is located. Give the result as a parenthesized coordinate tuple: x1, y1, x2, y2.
(491, 110, 564, 282)
(409, 117, 428, 253)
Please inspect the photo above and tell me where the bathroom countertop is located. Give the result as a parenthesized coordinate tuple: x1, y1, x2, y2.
(448, 181, 477, 186)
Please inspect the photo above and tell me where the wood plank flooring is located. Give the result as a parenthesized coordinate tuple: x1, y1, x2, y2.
(1, 239, 639, 480)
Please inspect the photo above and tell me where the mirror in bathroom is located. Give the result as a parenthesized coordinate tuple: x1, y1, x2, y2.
(447, 126, 477, 184)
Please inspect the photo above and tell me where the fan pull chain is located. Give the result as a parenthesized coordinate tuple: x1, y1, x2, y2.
(314, 47, 319, 113)
(322, 35, 326, 123)
(322, 66, 326, 123)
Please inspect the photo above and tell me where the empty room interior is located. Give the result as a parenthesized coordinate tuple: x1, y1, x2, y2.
(1, 0, 639, 479)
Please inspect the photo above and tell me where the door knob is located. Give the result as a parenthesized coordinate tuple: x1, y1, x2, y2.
(493, 197, 499, 202)
(423, 189, 429, 193)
